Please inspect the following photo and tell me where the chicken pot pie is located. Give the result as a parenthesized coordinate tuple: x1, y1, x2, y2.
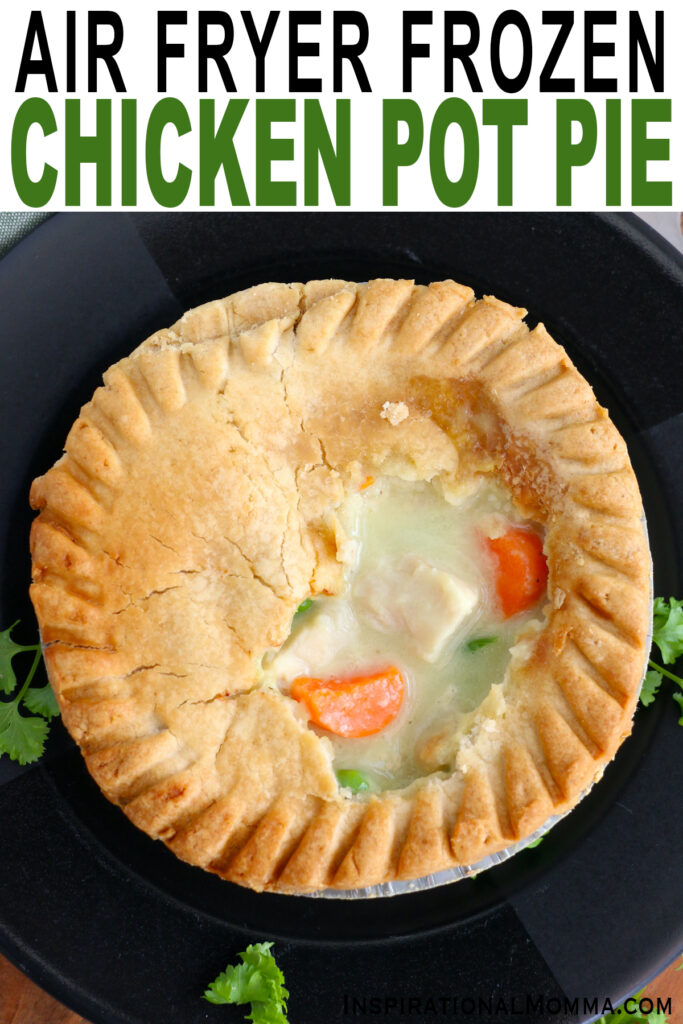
(29, 279, 651, 893)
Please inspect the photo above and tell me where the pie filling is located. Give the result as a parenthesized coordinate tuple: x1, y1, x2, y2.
(263, 477, 548, 794)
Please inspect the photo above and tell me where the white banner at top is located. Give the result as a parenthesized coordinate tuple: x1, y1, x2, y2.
(0, 0, 680, 211)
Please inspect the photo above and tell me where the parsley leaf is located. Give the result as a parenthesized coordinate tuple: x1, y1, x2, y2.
(672, 692, 683, 726)
(0, 623, 60, 765)
(204, 943, 289, 1023)
(0, 621, 23, 695)
(205, 961, 272, 1005)
(596, 989, 647, 1024)
(640, 669, 663, 707)
(0, 700, 49, 765)
(23, 682, 60, 720)
(652, 597, 683, 665)
(640, 598, 683, 725)
(248, 1001, 290, 1024)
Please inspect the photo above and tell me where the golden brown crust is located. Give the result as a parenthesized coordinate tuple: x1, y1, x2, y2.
(29, 279, 651, 893)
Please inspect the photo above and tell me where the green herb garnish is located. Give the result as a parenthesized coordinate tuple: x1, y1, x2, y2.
(204, 942, 289, 1023)
(526, 833, 546, 849)
(596, 987, 667, 1024)
(672, 693, 683, 725)
(0, 622, 59, 765)
(336, 769, 371, 793)
(640, 669, 663, 707)
(466, 636, 498, 652)
(641, 597, 683, 724)
(652, 597, 683, 662)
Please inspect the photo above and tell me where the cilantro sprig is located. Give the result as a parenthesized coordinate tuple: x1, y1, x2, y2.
(596, 985, 671, 1024)
(593, 954, 682, 1024)
(204, 943, 289, 1023)
(0, 621, 59, 765)
(641, 597, 683, 725)
(596, 992, 660, 1024)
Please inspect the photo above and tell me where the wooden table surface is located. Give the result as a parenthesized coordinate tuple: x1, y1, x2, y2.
(0, 949, 681, 1023)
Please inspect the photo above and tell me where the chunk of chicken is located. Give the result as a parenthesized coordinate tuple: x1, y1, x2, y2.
(353, 555, 479, 662)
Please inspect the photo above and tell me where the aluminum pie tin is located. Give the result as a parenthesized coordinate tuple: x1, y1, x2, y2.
(35, 505, 651, 900)
(309, 514, 654, 900)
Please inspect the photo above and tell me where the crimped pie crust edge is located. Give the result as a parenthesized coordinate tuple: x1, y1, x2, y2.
(28, 279, 651, 893)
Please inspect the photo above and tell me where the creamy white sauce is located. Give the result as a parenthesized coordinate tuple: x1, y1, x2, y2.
(265, 478, 542, 792)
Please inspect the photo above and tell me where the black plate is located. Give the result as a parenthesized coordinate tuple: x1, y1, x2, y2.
(0, 213, 681, 1024)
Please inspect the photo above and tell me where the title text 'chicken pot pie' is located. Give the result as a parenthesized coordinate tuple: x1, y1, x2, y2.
(29, 279, 651, 893)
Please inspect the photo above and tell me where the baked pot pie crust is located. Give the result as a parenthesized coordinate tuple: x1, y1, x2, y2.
(29, 279, 651, 893)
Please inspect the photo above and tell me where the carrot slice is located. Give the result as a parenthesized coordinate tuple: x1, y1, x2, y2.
(290, 667, 405, 738)
(485, 528, 548, 618)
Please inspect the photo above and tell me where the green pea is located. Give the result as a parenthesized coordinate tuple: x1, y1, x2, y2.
(465, 636, 498, 652)
(336, 769, 371, 793)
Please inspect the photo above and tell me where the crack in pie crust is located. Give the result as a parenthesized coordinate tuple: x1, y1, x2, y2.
(28, 279, 651, 893)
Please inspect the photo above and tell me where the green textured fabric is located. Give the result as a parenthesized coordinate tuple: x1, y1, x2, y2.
(0, 212, 51, 259)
